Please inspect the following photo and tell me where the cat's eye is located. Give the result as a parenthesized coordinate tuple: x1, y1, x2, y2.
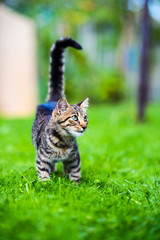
(72, 115, 78, 121)
(84, 116, 87, 122)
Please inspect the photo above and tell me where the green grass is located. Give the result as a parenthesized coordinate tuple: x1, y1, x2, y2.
(0, 102, 160, 240)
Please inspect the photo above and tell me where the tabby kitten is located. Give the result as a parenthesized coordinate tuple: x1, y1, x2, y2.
(32, 37, 89, 183)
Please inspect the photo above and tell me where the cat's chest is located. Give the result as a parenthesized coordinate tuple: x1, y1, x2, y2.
(51, 146, 73, 162)
(45, 131, 76, 162)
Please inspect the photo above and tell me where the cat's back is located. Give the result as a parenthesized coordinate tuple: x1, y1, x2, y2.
(32, 101, 57, 148)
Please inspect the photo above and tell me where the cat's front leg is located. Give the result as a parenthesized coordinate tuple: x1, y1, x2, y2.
(67, 153, 81, 183)
(36, 154, 52, 180)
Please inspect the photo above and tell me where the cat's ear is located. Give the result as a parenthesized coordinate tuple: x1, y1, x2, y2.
(77, 97, 89, 110)
(54, 97, 70, 116)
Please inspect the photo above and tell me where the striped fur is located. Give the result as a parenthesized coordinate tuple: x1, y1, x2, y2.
(32, 37, 88, 183)
(46, 37, 82, 102)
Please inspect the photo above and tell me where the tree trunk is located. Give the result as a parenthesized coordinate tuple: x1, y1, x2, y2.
(138, 0, 150, 121)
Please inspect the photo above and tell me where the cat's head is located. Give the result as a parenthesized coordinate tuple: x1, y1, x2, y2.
(52, 97, 89, 137)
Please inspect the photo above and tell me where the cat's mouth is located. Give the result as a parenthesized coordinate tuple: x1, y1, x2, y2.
(68, 129, 84, 137)
(77, 128, 87, 134)
(77, 130, 83, 133)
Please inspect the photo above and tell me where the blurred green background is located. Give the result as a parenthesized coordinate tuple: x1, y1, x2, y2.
(1, 0, 160, 107)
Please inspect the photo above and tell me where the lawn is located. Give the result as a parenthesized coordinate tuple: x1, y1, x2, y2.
(0, 103, 160, 240)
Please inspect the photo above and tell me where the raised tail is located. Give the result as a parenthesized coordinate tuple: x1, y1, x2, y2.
(46, 37, 82, 102)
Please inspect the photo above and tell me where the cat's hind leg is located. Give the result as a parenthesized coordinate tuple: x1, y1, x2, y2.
(63, 161, 70, 175)
(51, 162, 57, 173)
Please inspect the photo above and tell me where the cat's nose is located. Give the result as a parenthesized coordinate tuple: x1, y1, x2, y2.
(82, 126, 87, 131)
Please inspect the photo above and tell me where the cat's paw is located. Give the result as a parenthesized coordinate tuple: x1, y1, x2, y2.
(39, 177, 50, 182)
(71, 179, 80, 185)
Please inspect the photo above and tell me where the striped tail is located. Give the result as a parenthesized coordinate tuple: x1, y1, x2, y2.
(46, 37, 82, 102)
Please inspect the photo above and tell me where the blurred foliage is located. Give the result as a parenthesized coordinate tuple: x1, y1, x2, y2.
(0, 0, 129, 103)
(1, 0, 160, 103)
(65, 52, 125, 104)
(96, 70, 125, 103)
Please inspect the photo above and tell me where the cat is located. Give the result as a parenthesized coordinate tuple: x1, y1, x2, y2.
(32, 37, 89, 183)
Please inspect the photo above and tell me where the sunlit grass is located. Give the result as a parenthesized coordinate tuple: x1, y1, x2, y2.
(0, 103, 160, 240)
